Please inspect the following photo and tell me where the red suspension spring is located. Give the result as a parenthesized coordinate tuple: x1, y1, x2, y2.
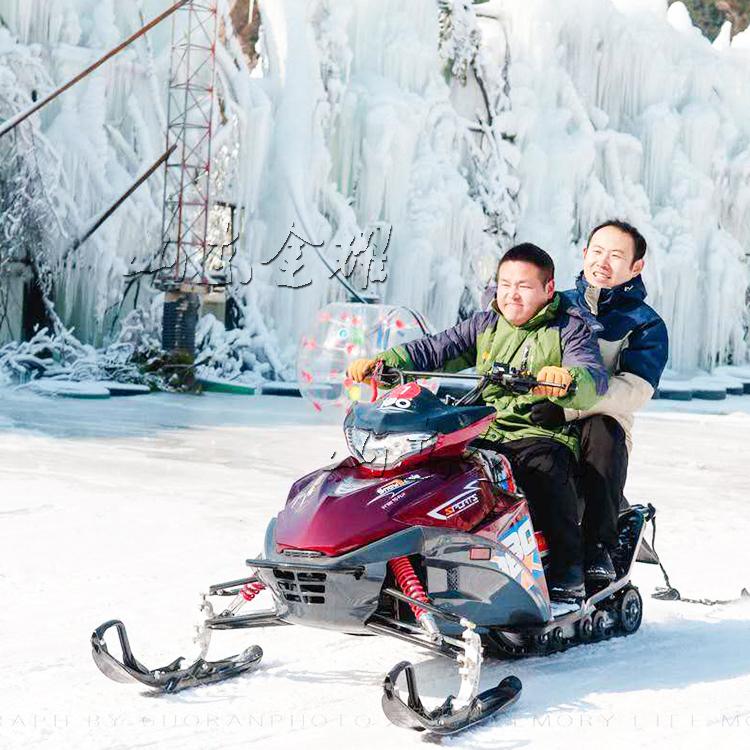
(240, 582, 266, 602)
(389, 556, 429, 620)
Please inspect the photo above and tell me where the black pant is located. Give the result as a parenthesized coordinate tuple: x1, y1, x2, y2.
(578, 415, 628, 550)
(475, 437, 583, 571)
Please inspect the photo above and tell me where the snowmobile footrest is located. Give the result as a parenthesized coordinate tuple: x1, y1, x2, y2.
(381, 660, 521, 735)
(91, 619, 263, 693)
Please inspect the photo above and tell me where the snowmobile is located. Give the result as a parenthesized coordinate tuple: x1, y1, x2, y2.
(91, 363, 659, 735)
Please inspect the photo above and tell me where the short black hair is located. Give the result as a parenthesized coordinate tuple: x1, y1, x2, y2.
(497, 243, 555, 284)
(587, 220, 647, 263)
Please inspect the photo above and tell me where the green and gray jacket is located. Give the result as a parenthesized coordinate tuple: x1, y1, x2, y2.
(376, 294, 608, 455)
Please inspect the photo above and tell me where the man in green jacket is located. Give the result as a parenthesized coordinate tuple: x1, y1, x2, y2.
(348, 243, 608, 601)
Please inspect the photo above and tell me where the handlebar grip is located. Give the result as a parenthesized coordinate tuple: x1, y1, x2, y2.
(544, 381, 577, 396)
(527, 378, 577, 396)
(375, 365, 403, 388)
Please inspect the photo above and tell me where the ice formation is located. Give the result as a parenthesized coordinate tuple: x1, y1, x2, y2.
(0, 0, 173, 348)
(0, 0, 748, 376)
(484, 0, 750, 372)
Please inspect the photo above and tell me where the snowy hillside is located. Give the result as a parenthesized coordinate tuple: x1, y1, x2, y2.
(0, 0, 748, 373)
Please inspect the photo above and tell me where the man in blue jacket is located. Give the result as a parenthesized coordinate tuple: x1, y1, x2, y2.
(530, 220, 669, 582)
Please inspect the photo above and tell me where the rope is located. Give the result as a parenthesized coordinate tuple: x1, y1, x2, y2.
(650, 510, 749, 606)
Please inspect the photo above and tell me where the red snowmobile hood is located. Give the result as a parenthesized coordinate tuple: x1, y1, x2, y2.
(275, 458, 497, 556)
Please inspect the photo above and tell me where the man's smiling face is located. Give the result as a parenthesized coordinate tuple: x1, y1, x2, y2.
(583, 225, 644, 289)
(495, 260, 554, 326)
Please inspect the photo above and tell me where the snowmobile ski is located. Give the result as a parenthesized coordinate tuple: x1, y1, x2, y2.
(91, 619, 263, 693)
(381, 616, 521, 735)
(382, 661, 522, 735)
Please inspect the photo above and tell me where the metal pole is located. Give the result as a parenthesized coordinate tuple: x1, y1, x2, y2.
(199, 5, 219, 280)
(160, 1, 181, 273)
(63, 144, 177, 261)
(174, 4, 196, 282)
(0, 0, 190, 139)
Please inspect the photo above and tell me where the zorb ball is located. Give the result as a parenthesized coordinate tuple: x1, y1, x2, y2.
(296, 303, 435, 412)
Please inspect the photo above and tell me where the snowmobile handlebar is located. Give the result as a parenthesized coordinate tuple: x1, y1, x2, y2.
(369, 362, 576, 402)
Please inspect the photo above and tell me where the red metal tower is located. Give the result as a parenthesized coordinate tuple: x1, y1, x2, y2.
(159, 0, 221, 353)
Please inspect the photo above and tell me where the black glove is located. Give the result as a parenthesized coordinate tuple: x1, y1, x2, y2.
(529, 400, 567, 428)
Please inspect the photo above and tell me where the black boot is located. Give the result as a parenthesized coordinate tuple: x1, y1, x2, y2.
(547, 563, 585, 603)
(585, 543, 616, 583)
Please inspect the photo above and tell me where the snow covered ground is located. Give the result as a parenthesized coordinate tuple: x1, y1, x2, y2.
(1, 390, 750, 749)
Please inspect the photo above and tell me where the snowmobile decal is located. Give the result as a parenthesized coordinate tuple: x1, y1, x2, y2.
(427, 479, 481, 520)
(379, 491, 409, 511)
(374, 473, 426, 497)
(290, 473, 327, 510)
(496, 514, 546, 596)
(379, 381, 421, 410)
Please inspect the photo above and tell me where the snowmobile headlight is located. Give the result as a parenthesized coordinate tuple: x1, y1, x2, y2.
(345, 427, 437, 470)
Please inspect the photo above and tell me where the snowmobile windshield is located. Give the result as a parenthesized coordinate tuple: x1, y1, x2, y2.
(346, 382, 495, 435)
(343, 382, 494, 470)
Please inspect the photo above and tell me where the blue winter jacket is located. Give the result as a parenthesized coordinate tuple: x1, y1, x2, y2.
(560, 273, 669, 447)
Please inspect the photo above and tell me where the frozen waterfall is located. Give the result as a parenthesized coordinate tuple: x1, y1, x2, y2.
(0, 0, 747, 374)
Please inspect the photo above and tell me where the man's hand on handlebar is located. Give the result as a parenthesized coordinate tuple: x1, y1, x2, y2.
(347, 357, 379, 383)
(532, 366, 573, 397)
